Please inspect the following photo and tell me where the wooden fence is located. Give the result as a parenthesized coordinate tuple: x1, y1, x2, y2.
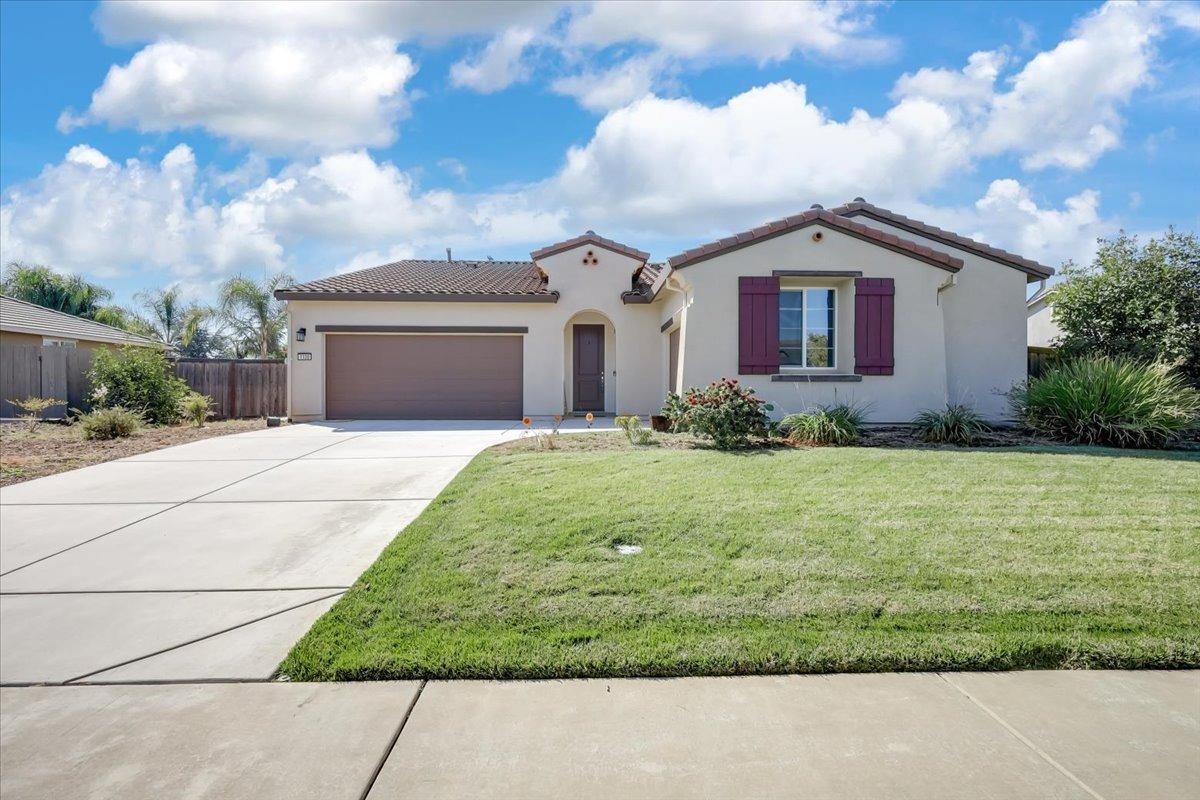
(0, 344, 285, 419)
(173, 358, 286, 419)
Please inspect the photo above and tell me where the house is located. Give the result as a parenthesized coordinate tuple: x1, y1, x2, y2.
(0, 295, 160, 350)
(275, 199, 1053, 423)
(1026, 282, 1062, 377)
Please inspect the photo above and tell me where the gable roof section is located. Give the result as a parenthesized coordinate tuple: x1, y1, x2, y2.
(0, 295, 160, 347)
(531, 231, 650, 262)
(621, 262, 669, 304)
(274, 259, 559, 302)
(667, 208, 964, 272)
(830, 199, 1054, 279)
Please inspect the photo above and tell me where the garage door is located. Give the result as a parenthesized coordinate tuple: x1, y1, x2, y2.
(325, 334, 523, 419)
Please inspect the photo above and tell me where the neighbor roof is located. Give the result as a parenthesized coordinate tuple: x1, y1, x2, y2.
(829, 199, 1054, 280)
(274, 259, 559, 302)
(667, 208, 965, 272)
(0, 295, 160, 347)
(531, 231, 650, 262)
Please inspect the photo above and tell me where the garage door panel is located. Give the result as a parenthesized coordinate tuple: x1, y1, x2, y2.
(325, 335, 522, 419)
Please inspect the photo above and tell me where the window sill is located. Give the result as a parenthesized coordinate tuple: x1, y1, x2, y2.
(771, 373, 862, 383)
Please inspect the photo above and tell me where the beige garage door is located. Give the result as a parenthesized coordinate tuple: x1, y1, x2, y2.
(325, 334, 523, 419)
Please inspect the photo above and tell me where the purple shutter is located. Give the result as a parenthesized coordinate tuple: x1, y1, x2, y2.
(854, 278, 895, 376)
(738, 276, 780, 375)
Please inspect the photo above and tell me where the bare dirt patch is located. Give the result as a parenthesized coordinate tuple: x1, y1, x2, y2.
(0, 418, 264, 486)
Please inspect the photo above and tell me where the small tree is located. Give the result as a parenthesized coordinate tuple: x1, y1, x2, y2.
(1052, 230, 1200, 384)
(9, 397, 62, 432)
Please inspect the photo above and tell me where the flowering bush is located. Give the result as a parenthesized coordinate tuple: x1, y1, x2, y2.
(667, 378, 772, 449)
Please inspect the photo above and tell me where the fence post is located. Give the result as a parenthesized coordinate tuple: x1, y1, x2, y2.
(227, 360, 237, 419)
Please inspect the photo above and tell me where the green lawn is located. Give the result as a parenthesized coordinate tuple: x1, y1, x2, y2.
(281, 435, 1200, 680)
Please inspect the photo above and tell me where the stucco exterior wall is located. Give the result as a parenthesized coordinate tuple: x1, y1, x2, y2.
(1027, 297, 1061, 350)
(672, 223, 951, 423)
(847, 216, 1031, 420)
(0, 330, 127, 351)
(284, 243, 665, 420)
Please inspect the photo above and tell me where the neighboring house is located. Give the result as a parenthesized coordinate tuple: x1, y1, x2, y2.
(1027, 282, 1062, 351)
(1026, 282, 1061, 377)
(276, 199, 1053, 423)
(0, 295, 161, 350)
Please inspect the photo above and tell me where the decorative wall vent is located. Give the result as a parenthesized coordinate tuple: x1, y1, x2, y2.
(582, 249, 600, 266)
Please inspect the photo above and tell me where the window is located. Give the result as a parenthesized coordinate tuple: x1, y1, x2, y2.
(42, 338, 77, 348)
(779, 288, 835, 368)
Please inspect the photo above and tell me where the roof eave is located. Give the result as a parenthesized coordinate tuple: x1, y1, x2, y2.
(274, 290, 560, 303)
(668, 215, 963, 273)
(834, 205, 1054, 281)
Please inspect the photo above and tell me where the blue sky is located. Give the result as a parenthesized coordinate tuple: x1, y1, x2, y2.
(1, 0, 1197, 305)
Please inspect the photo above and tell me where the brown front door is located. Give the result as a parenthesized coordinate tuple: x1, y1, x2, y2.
(573, 324, 605, 412)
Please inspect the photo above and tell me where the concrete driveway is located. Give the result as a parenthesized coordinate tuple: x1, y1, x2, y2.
(0, 419, 530, 685)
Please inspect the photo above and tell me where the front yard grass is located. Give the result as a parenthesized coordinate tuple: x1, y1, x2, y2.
(282, 434, 1200, 680)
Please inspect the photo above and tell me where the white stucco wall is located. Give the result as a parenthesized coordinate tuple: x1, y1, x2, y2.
(847, 216, 1032, 420)
(1027, 296, 1061, 350)
(284, 243, 665, 420)
(672, 223, 952, 423)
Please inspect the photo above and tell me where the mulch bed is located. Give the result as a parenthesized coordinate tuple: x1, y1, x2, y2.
(0, 418, 265, 487)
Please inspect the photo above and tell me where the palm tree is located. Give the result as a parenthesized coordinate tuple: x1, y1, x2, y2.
(3, 262, 114, 318)
(217, 273, 292, 359)
(134, 287, 209, 350)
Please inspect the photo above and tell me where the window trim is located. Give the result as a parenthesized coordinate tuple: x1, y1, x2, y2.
(778, 286, 837, 371)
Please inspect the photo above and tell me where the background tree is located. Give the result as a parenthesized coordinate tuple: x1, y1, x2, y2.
(3, 262, 117, 319)
(132, 287, 209, 352)
(1053, 230, 1200, 384)
(217, 273, 292, 359)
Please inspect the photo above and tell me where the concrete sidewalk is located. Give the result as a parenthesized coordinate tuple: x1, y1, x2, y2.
(2, 670, 1196, 799)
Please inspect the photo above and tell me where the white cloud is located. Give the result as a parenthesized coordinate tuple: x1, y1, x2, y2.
(980, 1, 1162, 169)
(551, 53, 673, 112)
(60, 37, 416, 152)
(543, 81, 970, 233)
(94, 1, 564, 44)
(450, 26, 538, 93)
(1, 144, 282, 280)
(438, 158, 469, 181)
(566, 0, 894, 62)
(892, 50, 1008, 109)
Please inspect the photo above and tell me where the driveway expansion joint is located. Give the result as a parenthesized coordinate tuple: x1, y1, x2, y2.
(938, 673, 1107, 800)
(357, 679, 427, 800)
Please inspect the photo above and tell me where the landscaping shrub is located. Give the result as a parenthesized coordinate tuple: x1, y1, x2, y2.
(911, 403, 989, 445)
(781, 403, 867, 446)
(1009, 356, 1200, 448)
(672, 379, 772, 449)
(615, 415, 654, 445)
(88, 346, 189, 425)
(79, 407, 144, 440)
(179, 392, 215, 427)
(660, 392, 692, 433)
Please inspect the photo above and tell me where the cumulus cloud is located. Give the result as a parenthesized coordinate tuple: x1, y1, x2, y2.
(450, 26, 538, 93)
(566, 0, 894, 62)
(542, 81, 969, 233)
(551, 53, 674, 112)
(59, 37, 416, 152)
(1, 144, 282, 280)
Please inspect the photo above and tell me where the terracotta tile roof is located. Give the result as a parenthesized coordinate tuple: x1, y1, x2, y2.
(0, 295, 161, 347)
(531, 231, 650, 262)
(622, 262, 668, 304)
(829, 199, 1054, 279)
(667, 208, 964, 272)
(275, 259, 558, 302)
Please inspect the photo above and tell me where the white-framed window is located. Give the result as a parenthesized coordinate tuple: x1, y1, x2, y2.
(42, 338, 77, 348)
(779, 288, 835, 368)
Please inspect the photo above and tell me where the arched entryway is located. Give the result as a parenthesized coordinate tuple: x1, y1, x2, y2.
(563, 310, 616, 414)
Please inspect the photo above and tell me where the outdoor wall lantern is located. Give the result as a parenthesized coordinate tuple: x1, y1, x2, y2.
(296, 327, 307, 342)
